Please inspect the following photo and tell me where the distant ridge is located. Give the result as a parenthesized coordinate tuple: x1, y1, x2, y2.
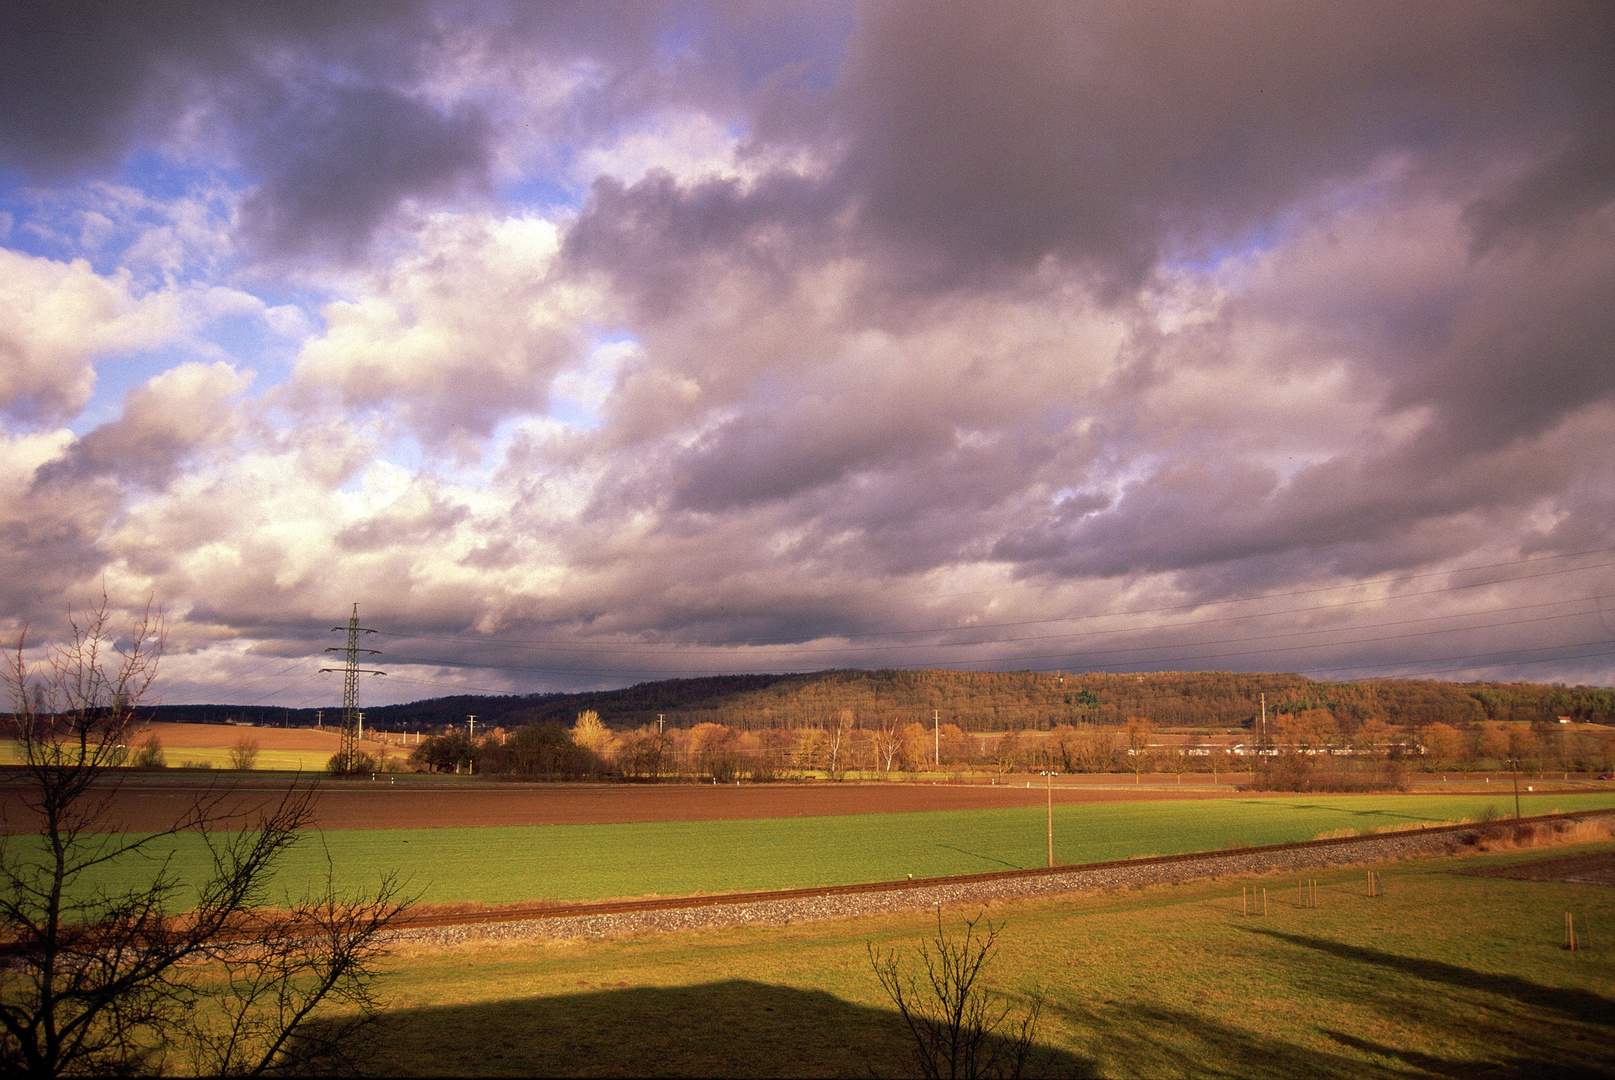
(149, 668, 1615, 733)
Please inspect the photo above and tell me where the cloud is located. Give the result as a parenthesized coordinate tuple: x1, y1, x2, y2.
(0, 3, 495, 263)
(5, 4, 1615, 699)
(0, 249, 186, 422)
(286, 212, 594, 449)
(832, 2, 1615, 289)
(235, 85, 492, 263)
(38, 361, 252, 487)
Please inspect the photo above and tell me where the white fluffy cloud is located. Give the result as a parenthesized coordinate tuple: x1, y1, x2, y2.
(0, 249, 186, 421)
(287, 213, 598, 452)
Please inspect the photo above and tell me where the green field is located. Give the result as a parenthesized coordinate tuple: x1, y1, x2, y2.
(353, 839, 1615, 1077)
(63, 790, 1615, 908)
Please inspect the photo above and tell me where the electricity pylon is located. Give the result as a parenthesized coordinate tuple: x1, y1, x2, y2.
(319, 604, 384, 774)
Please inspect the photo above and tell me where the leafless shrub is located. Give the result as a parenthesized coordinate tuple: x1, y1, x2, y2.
(868, 909, 1047, 1080)
(132, 734, 166, 769)
(228, 737, 260, 771)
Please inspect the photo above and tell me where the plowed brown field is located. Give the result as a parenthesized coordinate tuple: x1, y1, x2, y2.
(0, 774, 1235, 833)
(127, 721, 352, 752)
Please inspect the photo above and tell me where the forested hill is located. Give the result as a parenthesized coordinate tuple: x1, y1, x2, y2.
(153, 669, 1615, 733)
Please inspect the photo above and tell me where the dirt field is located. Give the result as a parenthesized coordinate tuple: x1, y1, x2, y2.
(127, 721, 353, 752)
(0, 774, 1238, 834)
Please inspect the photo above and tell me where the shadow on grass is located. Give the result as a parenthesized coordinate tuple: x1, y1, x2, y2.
(1046, 1000, 1410, 1080)
(1251, 800, 1447, 824)
(937, 843, 1027, 870)
(1242, 928, 1615, 1024)
(322, 979, 1094, 1078)
(1236, 928, 1615, 1078)
(1049, 990, 1614, 1080)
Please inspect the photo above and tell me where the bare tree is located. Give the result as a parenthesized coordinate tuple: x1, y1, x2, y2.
(1072, 726, 1115, 773)
(1124, 718, 1154, 784)
(872, 720, 903, 775)
(1, 596, 410, 1077)
(868, 909, 1045, 1080)
(1165, 744, 1191, 785)
(825, 711, 852, 781)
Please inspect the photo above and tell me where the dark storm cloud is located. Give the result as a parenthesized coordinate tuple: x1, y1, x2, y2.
(564, 168, 843, 317)
(1388, 234, 1615, 455)
(0, 3, 167, 175)
(0, 2, 491, 261)
(669, 394, 953, 513)
(834, 1, 1615, 288)
(0, 3, 425, 171)
(0, 2, 818, 264)
(234, 86, 491, 262)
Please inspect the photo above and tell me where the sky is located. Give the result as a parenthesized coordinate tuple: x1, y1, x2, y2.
(2, 1, 1613, 709)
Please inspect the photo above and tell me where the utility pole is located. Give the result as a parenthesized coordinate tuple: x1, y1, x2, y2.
(934, 710, 940, 767)
(319, 604, 384, 775)
(1510, 756, 1522, 819)
(1047, 766, 1055, 868)
(1260, 693, 1267, 744)
(316, 710, 323, 730)
(467, 715, 477, 775)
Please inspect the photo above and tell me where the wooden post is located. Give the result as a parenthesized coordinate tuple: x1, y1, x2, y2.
(1263, 888, 1268, 916)
(1242, 886, 1248, 916)
(1047, 767, 1054, 868)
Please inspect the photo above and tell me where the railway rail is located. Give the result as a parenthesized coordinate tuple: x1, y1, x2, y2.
(384, 805, 1615, 932)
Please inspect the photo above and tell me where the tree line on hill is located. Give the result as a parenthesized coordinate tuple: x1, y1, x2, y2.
(404, 704, 1615, 784)
(149, 668, 1615, 735)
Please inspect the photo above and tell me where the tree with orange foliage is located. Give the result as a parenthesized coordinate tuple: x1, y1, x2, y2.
(1124, 718, 1154, 783)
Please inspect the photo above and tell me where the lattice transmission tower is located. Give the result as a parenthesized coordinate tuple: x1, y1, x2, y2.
(319, 604, 384, 774)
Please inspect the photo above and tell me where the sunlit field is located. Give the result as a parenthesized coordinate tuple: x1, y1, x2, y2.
(354, 839, 1615, 1078)
(53, 790, 1615, 908)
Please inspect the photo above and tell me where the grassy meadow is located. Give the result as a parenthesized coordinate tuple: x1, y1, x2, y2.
(57, 790, 1615, 908)
(351, 838, 1615, 1078)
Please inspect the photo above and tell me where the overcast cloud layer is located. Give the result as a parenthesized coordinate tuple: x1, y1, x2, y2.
(2, 2, 1613, 707)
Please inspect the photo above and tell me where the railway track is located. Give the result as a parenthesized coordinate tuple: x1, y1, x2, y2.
(386, 805, 1615, 932)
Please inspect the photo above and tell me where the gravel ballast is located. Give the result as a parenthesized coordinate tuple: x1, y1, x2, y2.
(386, 824, 1539, 950)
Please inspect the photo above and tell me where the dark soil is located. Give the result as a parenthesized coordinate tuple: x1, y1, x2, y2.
(1457, 850, 1615, 886)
